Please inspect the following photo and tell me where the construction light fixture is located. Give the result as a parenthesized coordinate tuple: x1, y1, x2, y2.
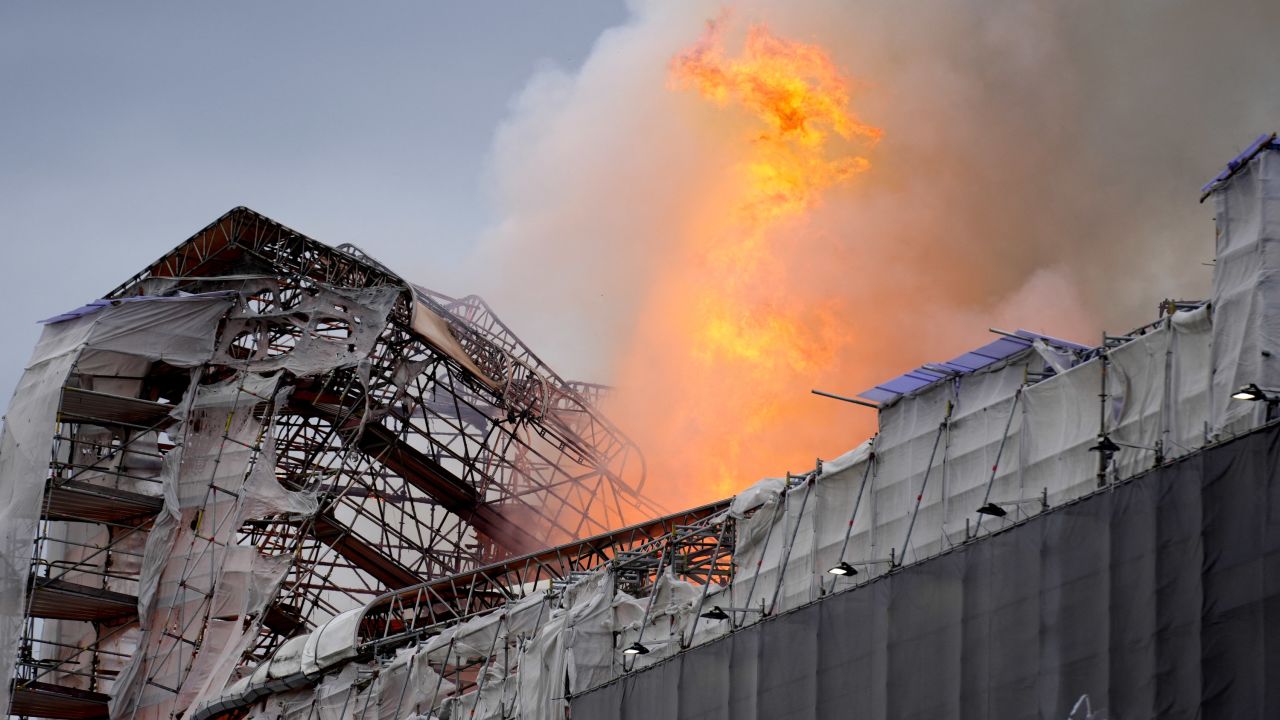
(828, 558, 894, 576)
(700, 606, 731, 621)
(976, 489, 1050, 520)
(622, 641, 650, 656)
(1232, 383, 1270, 401)
(976, 502, 1007, 518)
(699, 605, 762, 621)
(1088, 435, 1121, 454)
(827, 561, 858, 576)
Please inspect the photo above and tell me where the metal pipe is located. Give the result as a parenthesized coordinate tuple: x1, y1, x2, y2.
(768, 473, 815, 614)
(900, 403, 951, 566)
(810, 389, 879, 409)
(975, 389, 1021, 536)
(824, 441, 877, 595)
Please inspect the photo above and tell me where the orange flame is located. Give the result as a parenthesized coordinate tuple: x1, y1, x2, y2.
(608, 17, 881, 507)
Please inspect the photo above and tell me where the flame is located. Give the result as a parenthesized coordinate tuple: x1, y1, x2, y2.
(606, 17, 882, 507)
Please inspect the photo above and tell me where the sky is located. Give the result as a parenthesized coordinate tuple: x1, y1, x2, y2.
(0, 1, 627, 402)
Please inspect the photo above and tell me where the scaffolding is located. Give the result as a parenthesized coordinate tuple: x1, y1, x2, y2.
(2, 207, 663, 720)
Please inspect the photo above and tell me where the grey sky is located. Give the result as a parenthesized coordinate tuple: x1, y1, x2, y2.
(0, 1, 626, 405)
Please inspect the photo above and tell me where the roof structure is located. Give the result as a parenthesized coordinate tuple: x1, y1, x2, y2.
(856, 329, 1092, 404)
(1, 207, 665, 720)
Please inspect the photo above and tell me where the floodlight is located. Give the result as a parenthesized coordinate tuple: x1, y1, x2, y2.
(1233, 383, 1268, 401)
(1088, 436, 1120, 454)
(976, 502, 1008, 518)
(700, 606, 730, 621)
(827, 561, 858, 576)
(622, 642, 650, 656)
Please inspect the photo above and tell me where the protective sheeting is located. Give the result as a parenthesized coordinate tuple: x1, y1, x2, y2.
(617, 573, 707, 669)
(408, 298, 499, 388)
(727, 320, 1219, 624)
(185, 302, 1228, 720)
(871, 378, 958, 566)
(573, 421, 1280, 719)
(1168, 306, 1213, 456)
(111, 373, 300, 720)
(1020, 357, 1102, 506)
(213, 283, 398, 377)
(1209, 146, 1280, 436)
(732, 357, 1034, 618)
(0, 294, 234, 716)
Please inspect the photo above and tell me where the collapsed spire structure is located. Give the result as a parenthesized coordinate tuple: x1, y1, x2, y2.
(1, 207, 664, 719)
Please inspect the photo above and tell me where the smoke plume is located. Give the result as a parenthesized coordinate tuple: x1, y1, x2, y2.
(468, 0, 1280, 509)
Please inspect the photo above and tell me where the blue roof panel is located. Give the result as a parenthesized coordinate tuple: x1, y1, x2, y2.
(855, 328, 1090, 404)
(1200, 132, 1277, 199)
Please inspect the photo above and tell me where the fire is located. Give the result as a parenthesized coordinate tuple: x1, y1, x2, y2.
(606, 16, 882, 509)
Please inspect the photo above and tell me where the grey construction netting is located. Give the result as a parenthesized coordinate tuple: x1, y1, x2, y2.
(572, 421, 1280, 719)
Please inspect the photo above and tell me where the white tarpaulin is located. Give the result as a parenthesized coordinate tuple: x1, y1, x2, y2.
(1209, 147, 1280, 436)
(0, 294, 233, 716)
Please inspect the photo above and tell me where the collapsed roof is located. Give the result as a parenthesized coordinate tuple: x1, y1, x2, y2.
(0, 207, 663, 720)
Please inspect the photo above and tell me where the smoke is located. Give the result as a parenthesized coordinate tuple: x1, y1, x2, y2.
(468, 0, 1280, 509)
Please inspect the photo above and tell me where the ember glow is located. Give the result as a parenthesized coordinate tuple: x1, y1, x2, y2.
(606, 17, 882, 507)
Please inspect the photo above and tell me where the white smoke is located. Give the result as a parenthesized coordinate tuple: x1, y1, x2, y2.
(464, 0, 1280, 504)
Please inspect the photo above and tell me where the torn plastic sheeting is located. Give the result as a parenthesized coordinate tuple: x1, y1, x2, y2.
(163, 373, 279, 513)
(728, 476, 786, 519)
(238, 434, 319, 521)
(503, 590, 551, 637)
(563, 570, 616, 695)
(176, 617, 261, 720)
(409, 299, 500, 389)
(213, 285, 398, 376)
(117, 356, 309, 719)
(514, 608, 567, 720)
(440, 666, 512, 720)
(420, 625, 460, 664)
(384, 646, 457, 720)
(615, 573, 706, 667)
(442, 609, 506, 664)
(0, 296, 231, 719)
(148, 544, 256, 615)
(728, 487, 785, 622)
(1034, 338, 1076, 374)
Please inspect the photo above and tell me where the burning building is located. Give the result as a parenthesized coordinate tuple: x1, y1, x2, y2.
(3, 132, 1280, 719)
(0, 207, 668, 720)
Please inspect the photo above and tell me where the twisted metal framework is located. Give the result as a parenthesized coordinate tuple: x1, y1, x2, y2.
(188, 499, 734, 720)
(356, 499, 732, 656)
(12, 207, 666, 719)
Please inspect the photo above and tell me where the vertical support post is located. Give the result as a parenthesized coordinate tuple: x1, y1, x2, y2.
(684, 521, 730, 648)
(900, 401, 952, 567)
(1098, 333, 1111, 488)
(823, 444, 877, 595)
(768, 473, 814, 614)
